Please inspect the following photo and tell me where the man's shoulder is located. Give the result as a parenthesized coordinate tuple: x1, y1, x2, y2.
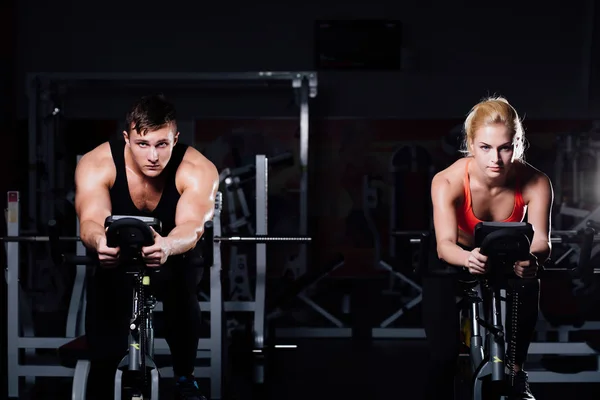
(76, 142, 115, 180)
(79, 142, 112, 163)
(178, 147, 219, 182)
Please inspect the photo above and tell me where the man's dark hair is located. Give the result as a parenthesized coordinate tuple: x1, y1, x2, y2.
(125, 94, 177, 135)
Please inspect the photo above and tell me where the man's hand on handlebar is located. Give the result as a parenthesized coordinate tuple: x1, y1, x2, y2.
(514, 254, 539, 279)
(141, 227, 171, 268)
(96, 236, 120, 268)
(465, 247, 489, 275)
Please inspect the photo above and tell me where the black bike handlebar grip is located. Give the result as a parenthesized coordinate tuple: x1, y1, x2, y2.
(47, 220, 64, 266)
(202, 220, 214, 267)
(105, 217, 154, 248)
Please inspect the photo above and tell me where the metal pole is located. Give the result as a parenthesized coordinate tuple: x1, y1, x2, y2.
(66, 230, 88, 337)
(254, 155, 267, 352)
(252, 155, 268, 386)
(6, 191, 20, 397)
(297, 76, 309, 278)
(27, 77, 38, 232)
(209, 192, 223, 399)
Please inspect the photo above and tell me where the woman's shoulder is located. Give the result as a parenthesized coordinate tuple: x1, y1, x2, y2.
(435, 157, 470, 181)
(432, 157, 469, 200)
(516, 160, 551, 186)
(516, 160, 553, 198)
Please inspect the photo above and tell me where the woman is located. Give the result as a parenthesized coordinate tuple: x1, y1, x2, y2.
(424, 96, 553, 400)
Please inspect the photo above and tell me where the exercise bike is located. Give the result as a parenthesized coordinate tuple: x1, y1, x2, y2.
(466, 221, 534, 400)
(53, 215, 216, 400)
(51, 215, 163, 399)
(421, 223, 531, 399)
(104, 215, 163, 400)
(416, 222, 596, 399)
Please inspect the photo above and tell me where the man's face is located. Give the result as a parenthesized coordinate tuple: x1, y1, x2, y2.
(123, 124, 179, 178)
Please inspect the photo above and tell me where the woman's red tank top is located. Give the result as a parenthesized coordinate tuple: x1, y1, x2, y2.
(456, 159, 527, 235)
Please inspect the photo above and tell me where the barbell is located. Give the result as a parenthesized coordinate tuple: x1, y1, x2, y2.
(0, 235, 79, 242)
(0, 217, 311, 244)
(0, 235, 312, 243)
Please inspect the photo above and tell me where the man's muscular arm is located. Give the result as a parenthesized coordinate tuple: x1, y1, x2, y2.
(74, 151, 113, 251)
(165, 159, 219, 256)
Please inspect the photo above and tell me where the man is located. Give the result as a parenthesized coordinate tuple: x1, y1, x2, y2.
(75, 94, 219, 400)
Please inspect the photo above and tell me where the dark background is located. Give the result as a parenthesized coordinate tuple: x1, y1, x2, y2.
(2, 0, 600, 399)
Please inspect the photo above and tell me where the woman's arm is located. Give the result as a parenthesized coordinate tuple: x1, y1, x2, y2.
(431, 172, 471, 268)
(524, 172, 554, 264)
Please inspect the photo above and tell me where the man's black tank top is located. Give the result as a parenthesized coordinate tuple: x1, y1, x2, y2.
(108, 138, 188, 236)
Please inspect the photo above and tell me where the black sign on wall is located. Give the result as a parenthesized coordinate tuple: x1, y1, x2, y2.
(314, 19, 403, 71)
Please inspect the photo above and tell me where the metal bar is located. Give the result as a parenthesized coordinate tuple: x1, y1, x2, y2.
(297, 293, 345, 328)
(0, 236, 80, 242)
(18, 365, 74, 377)
(528, 371, 600, 383)
(72, 360, 91, 400)
(73, 158, 88, 337)
(18, 337, 74, 348)
(377, 261, 422, 292)
(379, 294, 423, 328)
(0, 234, 311, 243)
(209, 192, 223, 399)
(528, 342, 599, 355)
(155, 300, 256, 312)
(297, 76, 309, 278)
(371, 328, 426, 338)
(254, 155, 267, 351)
(27, 71, 317, 83)
(275, 328, 353, 338)
(391, 230, 600, 245)
(551, 236, 600, 244)
(6, 191, 20, 398)
(214, 236, 311, 242)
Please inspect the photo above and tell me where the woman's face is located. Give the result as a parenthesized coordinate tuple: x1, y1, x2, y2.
(470, 123, 515, 179)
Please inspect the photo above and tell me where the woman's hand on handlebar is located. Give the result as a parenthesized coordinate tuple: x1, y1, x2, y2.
(96, 236, 120, 268)
(465, 247, 488, 275)
(141, 227, 171, 268)
(514, 254, 539, 279)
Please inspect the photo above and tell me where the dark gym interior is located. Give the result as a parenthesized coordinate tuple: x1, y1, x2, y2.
(2, 1, 600, 399)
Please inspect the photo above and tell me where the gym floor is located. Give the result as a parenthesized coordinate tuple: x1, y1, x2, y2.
(20, 338, 600, 399)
